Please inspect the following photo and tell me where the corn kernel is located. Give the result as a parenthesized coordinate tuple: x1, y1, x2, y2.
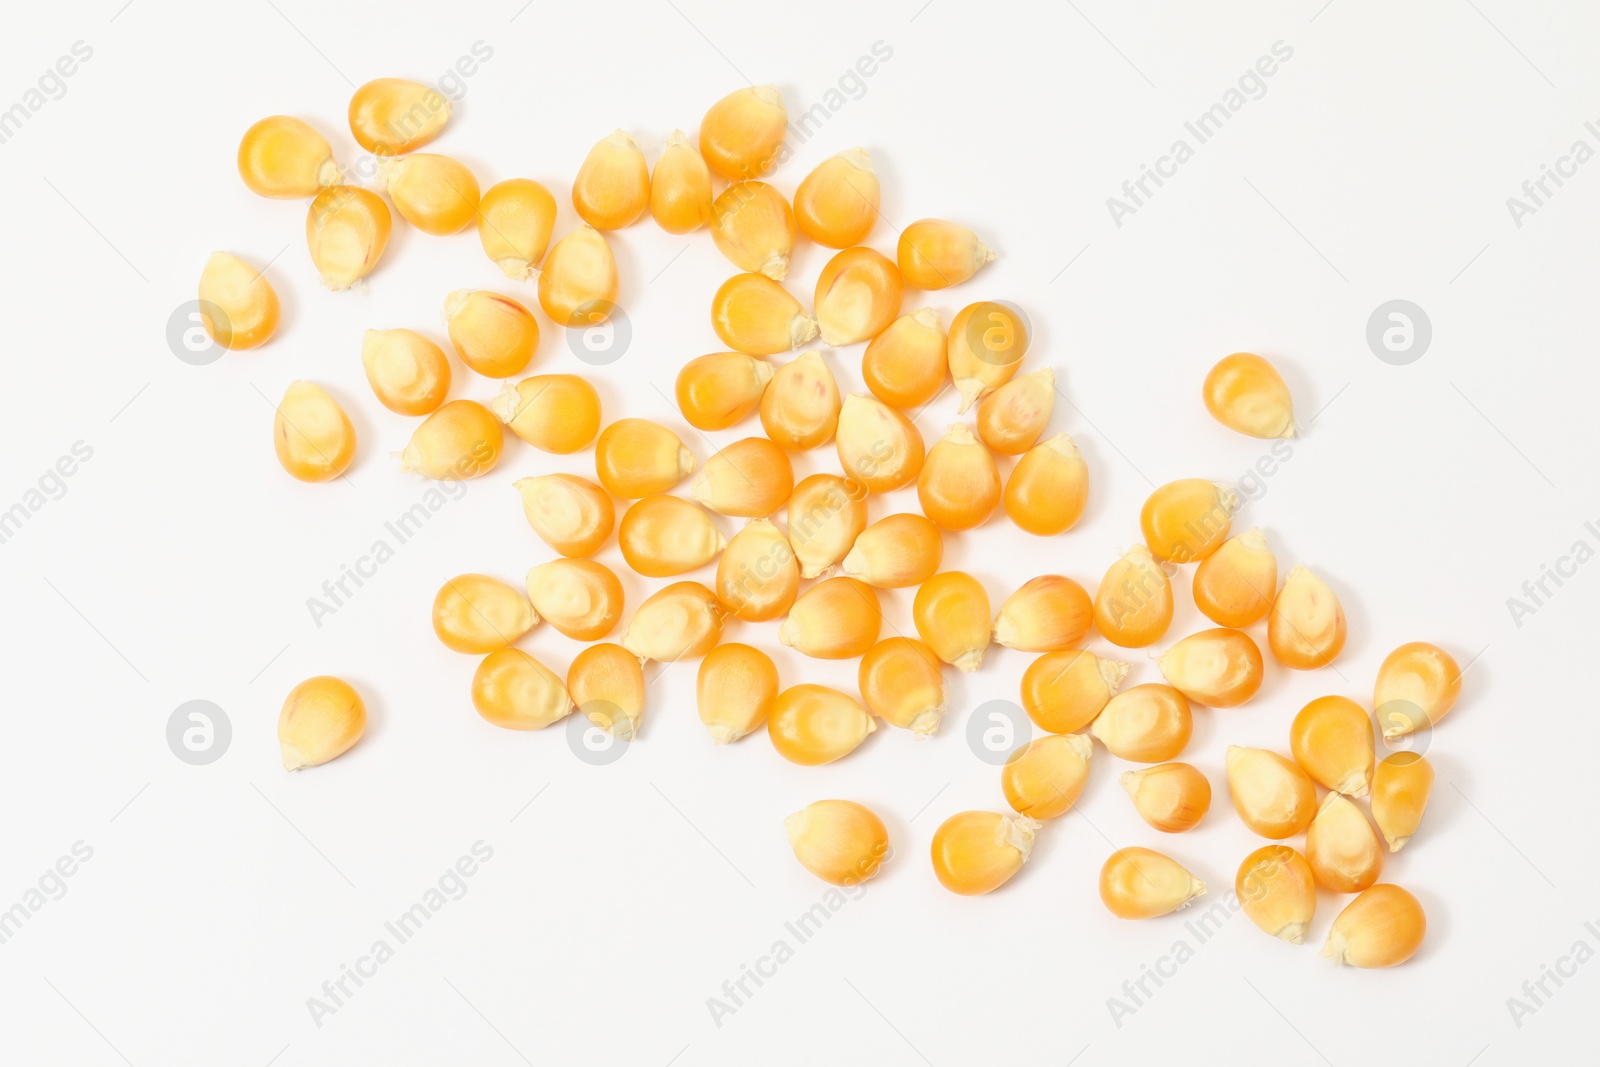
(697, 643, 779, 743)
(348, 77, 449, 154)
(618, 495, 726, 577)
(1290, 695, 1373, 796)
(699, 85, 786, 180)
(1093, 545, 1173, 648)
(1121, 763, 1211, 833)
(787, 474, 868, 579)
(1237, 845, 1315, 943)
(478, 178, 557, 279)
(1157, 627, 1264, 708)
(279, 676, 365, 770)
(863, 308, 946, 409)
(1021, 650, 1127, 734)
(1268, 566, 1346, 670)
(238, 116, 340, 198)
(399, 400, 502, 480)
(540, 225, 620, 328)
(814, 247, 904, 346)
(1374, 642, 1461, 739)
(492, 374, 601, 453)
(306, 185, 390, 290)
(677, 351, 774, 431)
(1204, 352, 1295, 439)
(1005, 434, 1088, 536)
(1307, 793, 1384, 893)
(572, 129, 650, 230)
(691, 436, 794, 517)
(1370, 753, 1434, 852)
(1099, 847, 1204, 919)
(975, 368, 1055, 458)
(898, 219, 995, 290)
(913, 570, 990, 672)
(760, 350, 840, 449)
(711, 273, 818, 356)
(361, 329, 449, 415)
(1226, 746, 1317, 839)
(794, 148, 878, 248)
(1003, 733, 1092, 819)
(918, 423, 1000, 530)
(198, 252, 279, 350)
(1090, 684, 1192, 762)
(1192, 527, 1276, 627)
(780, 577, 881, 659)
(525, 559, 625, 641)
(716, 518, 799, 621)
(858, 637, 946, 735)
(379, 153, 479, 235)
(785, 799, 888, 885)
(274, 381, 355, 482)
(931, 811, 1038, 896)
(651, 130, 714, 234)
(711, 181, 795, 280)
(1141, 479, 1237, 563)
(993, 575, 1092, 652)
(621, 581, 724, 662)
(471, 648, 572, 730)
(947, 301, 1028, 412)
(840, 513, 942, 589)
(594, 418, 695, 498)
(432, 573, 538, 653)
(568, 642, 646, 740)
(767, 684, 875, 765)
(835, 394, 925, 492)
(444, 290, 539, 379)
(1321, 884, 1426, 968)
(513, 474, 614, 558)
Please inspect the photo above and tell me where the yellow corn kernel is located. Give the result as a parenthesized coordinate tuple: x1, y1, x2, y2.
(767, 684, 875, 765)
(1090, 684, 1192, 762)
(513, 474, 614, 558)
(760, 350, 840, 449)
(700, 85, 786, 180)
(1021, 650, 1127, 734)
(361, 329, 449, 415)
(711, 181, 795, 280)
(787, 474, 868, 579)
(651, 130, 714, 234)
(1141, 479, 1238, 563)
(1268, 566, 1347, 670)
(1204, 352, 1295, 439)
(814, 247, 904, 346)
(399, 400, 502, 480)
(1374, 642, 1462, 739)
(1121, 763, 1211, 833)
(306, 185, 390, 290)
(568, 642, 646, 740)
(1005, 434, 1088, 536)
(348, 77, 449, 154)
(1307, 793, 1384, 893)
(1237, 845, 1315, 943)
(1321, 884, 1426, 968)
(1192, 527, 1276, 627)
(525, 559, 625, 641)
(697, 643, 779, 743)
(918, 423, 1000, 531)
(432, 573, 538, 653)
(841, 513, 942, 589)
(594, 418, 695, 498)
(379, 153, 479, 235)
(1093, 545, 1173, 648)
(785, 800, 888, 886)
(835, 394, 925, 492)
(931, 811, 1038, 896)
(677, 351, 774, 431)
(274, 382, 355, 483)
(716, 519, 799, 621)
(993, 575, 1092, 652)
(238, 116, 339, 198)
(477, 178, 557, 279)
(947, 300, 1028, 412)
(471, 648, 572, 730)
(619, 495, 726, 577)
(794, 149, 878, 248)
(279, 676, 365, 770)
(863, 308, 946, 409)
(443, 290, 539, 379)
(780, 577, 882, 659)
(198, 252, 279, 350)
(539, 225, 620, 328)
(1157, 628, 1264, 708)
(691, 436, 794, 517)
(976, 368, 1054, 456)
(913, 570, 990, 672)
(1003, 733, 1093, 820)
(897, 218, 995, 290)
(572, 129, 650, 230)
(621, 581, 724, 662)
(858, 637, 946, 735)
(492, 374, 600, 453)
(1226, 746, 1317, 839)
(1099, 847, 1205, 919)
(1290, 695, 1374, 796)
(711, 273, 818, 356)
(1370, 753, 1434, 852)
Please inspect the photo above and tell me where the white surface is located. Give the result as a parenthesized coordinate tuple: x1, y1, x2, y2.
(0, 1, 1594, 1064)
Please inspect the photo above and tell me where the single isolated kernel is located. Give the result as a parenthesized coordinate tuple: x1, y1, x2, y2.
(1374, 642, 1462, 739)
(399, 400, 503, 480)
(1140, 479, 1238, 563)
(238, 115, 340, 198)
(677, 351, 774, 431)
(199, 252, 279, 350)
(716, 518, 798, 620)
(621, 581, 723, 662)
(279, 676, 366, 770)
(444, 290, 539, 379)
(794, 148, 879, 248)
(1099, 847, 1205, 919)
(513, 474, 614, 558)
(711, 181, 796, 280)
(914, 571, 991, 672)
(700, 85, 787, 180)
(863, 308, 947, 409)
(858, 637, 946, 736)
(1237, 845, 1316, 943)
(840, 513, 942, 589)
(835, 394, 925, 493)
(1268, 566, 1347, 670)
(362, 329, 450, 415)
(471, 649, 572, 730)
(1005, 434, 1088, 536)
(786, 474, 867, 579)
(760, 350, 840, 450)
(348, 77, 449, 154)
(306, 185, 390, 289)
(525, 559, 625, 641)
(931, 811, 1038, 896)
(691, 437, 794, 518)
(1192, 527, 1277, 627)
(540, 225, 620, 328)
(1021, 650, 1127, 734)
(918, 424, 1000, 531)
(1121, 763, 1211, 833)
(1089, 684, 1192, 763)
(767, 684, 876, 766)
(1002, 733, 1093, 820)
(1226, 746, 1317, 839)
(897, 218, 995, 290)
(1093, 545, 1173, 648)
(572, 129, 650, 230)
(1370, 753, 1434, 852)
(274, 381, 355, 483)
(379, 153, 480, 235)
(432, 574, 537, 654)
(1306, 792, 1385, 893)
(594, 418, 695, 498)
(780, 577, 882, 659)
(993, 575, 1093, 653)
(1289, 695, 1374, 796)
(976, 367, 1054, 455)
(1321, 884, 1426, 968)
(712, 273, 818, 356)
(492, 374, 601, 453)
(1156, 628, 1264, 708)
(947, 300, 1029, 412)
(618, 494, 726, 578)
(813, 247, 904, 346)
(1203, 352, 1295, 439)
(478, 178, 557, 279)
(651, 131, 715, 234)
(697, 643, 780, 743)
(568, 642, 647, 741)
(785, 800, 889, 886)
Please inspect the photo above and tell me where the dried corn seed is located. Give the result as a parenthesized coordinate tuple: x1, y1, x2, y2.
(814, 247, 904, 346)
(767, 684, 875, 765)
(471, 648, 572, 730)
(863, 308, 947, 409)
(478, 178, 557, 279)
(1204, 352, 1295, 439)
(1374, 642, 1461, 739)
(572, 129, 650, 230)
(650, 130, 714, 234)
(840, 513, 942, 589)
(1268, 566, 1346, 670)
(897, 218, 995, 289)
(1005, 434, 1088, 536)
(947, 300, 1028, 413)
(976, 368, 1054, 455)
(1003, 733, 1092, 820)
(993, 575, 1092, 652)
(1157, 628, 1264, 708)
(697, 643, 779, 743)
(513, 475, 614, 558)
(492, 374, 601, 453)
(1236, 845, 1315, 943)
(539, 225, 619, 328)
(785, 799, 888, 885)
(1192, 527, 1276, 627)
(1225, 746, 1317, 839)
(794, 148, 878, 248)
(1370, 753, 1434, 852)
(348, 77, 449, 154)
(1090, 684, 1192, 763)
(568, 643, 646, 740)
(858, 637, 946, 735)
(787, 474, 868, 579)
(913, 570, 990, 672)
(274, 381, 355, 483)
(1290, 695, 1374, 796)
(1093, 545, 1173, 648)
(711, 181, 795, 280)
(1121, 763, 1211, 833)
(361, 329, 449, 415)
(621, 581, 723, 662)
(1021, 650, 1127, 734)
(918, 423, 1000, 530)
(399, 400, 502, 480)
(712, 272, 818, 355)
(691, 436, 794, 517)
(306, 185, 390, 289)
(1321, 884, 1425, 968)
(780, 577, 881, 659)
(618, 495, 726, 577)
(432, 574, 538, 653)
(1141, 479, 1238, 563)
(525, 558, 625, 640)
(700, 85, 786, 180)
(379, 153, 479, 235)
(931, 811, 1038, 896)
(677, 351, 773, 431)
(1307, 793, 1384, 893)
(444, 290, 539, 379)
(594, 418, 695, 498)
(198, 252, 279, 350)
(835, 393, 925, 492)
(1100, 847, 1204, 919)
(279, 676, 365, 770)
(760, 350, 840, 449)
(238, 116, 339, 198)
(715, 518, 799, 621)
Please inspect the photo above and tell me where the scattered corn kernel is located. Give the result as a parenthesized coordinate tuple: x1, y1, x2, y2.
(862, 308, 946, 409)
(1003, 733, 1092, 820)
(1121, 763, 1211, 833)
(198, 252, 279, 350)
(618, 494, 726, 577)
(1307, 792, 1384, 893)
(1268, 566, 1346, 670)
(492, 374, 600, 453)
(1021, 650, 1127, 734)
(1141, 479, 1237, 563)
(238, 116, 339, 198)
(840, 513, 942, 589)
(650, 130, 714, 234)
(348, 77, 449, 154)
(786, 474, 866, 579)
(621, 581, 724, 662)
(539, 225, 620, 328)
(379, 153, 479, 235)
(993, 575, 1092, 652)
(1290, 695, 1373, 796)
(594, 418, 695, 498)
(780, 577, 881, 659)
(918, 423, 1000, 530)
(306, 185, 390, 289)
(432, 574, 538, 653)
(279, 676, 365, 770)
(513, 474, 613, 557)
(691, 436, 794, 517)
(699, 85, 786, 180)
(947, 300, 1029, 412)
(1099, 847, 1204, 919)
(1090, 684, 1192, 763)
(712, 273, 818, 356)
(1157, 627, 1264, 708)
(760, 350, 840, 449)
(1005, 434, 1088, 536)
(1192, 527, 1276, 627)
(794, 149, 878, 248)
(1371, 753, 1434, 852)
(361, 329, 449, 415)
(1093, 545, 1173, 648)
(471, 648, 572, 730)
(785, 799, 888, 886)
(1204, 352, 1295, 439)
(711, 181, 795, 280)
(835, 393, 925, 492)
(913, 570, 990, 672)
(976, 368, 1054, 455)
(1237, 845, 1315, 943)
(716, 518, 799, 621)
(443, 290, 539, 379)
(477, 178, 557, 279)
(1374, 642, 1461, 739)
(568, 642, 646, 740)
(767, 684, 875, 765)
(931, 811, 1038, 896)
(697, 643, 779, 743)
(274, 381, 355, 482)
(399, 400, 502, 480)
(1226, 746, 1317, 839)
(814, 247, 904, 346)
(525, 558, 625, 640)
(572, 129, 650, 230)
(898, 218, 995, 290)
(677, 351, 774, 431)
(858, 637, 946, 735)
(1321, 884, 1426, 968)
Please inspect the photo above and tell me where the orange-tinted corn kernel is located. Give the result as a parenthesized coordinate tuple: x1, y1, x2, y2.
(1100, 847, 1205, 919)
(1370, 753, 1434, 852)
(595, 418, 695, 498)
(858, 637, 946, 736)
(348, 77, 449, 154)
(1290, 695, 1374, 796)
(1005, 434, 1088, 536)
(1226, 746, 1317, 839)
(711, 181, 795, 280)
(472, 649, 571, 730)
(1192, 527, 1276, 627)
(767, 684, 875, 765)
(947, 300, 1028, 412)
(976, 368, 1054, 455)
(841, 513, 942, 589)
(1374, 642, 1462, 739)
(513, 475, 614, 558)
(993, 575, 1092, 652)
(931, 811, 1038, 896)
(780, 577, 881, 659)
(1003, 733, 1093, 820)
(697, 643, 779, 743)
(1307, 793, 1384, 893)
(361, 329, 449, 415)
(379, 153, 479, 235)
(568, 642, 646, 740)
(814, 247, 904, 346)
(199, 252, 279, 350)
(897, 218, 995, 290)
(618, 495, 726, 577)
(835, 394, 925, 492)
(1090, 684, 1192, 763)
(572, 129, 650, 230)
(432, 574, 537, 653)
(444, 290, 539, 379)
(1121, 763, 1211, 833)
(274, 381, 355, 483)
(699, 85, 786, 180)
(677, 351, 774, 431)
(492, 374, 600, 453)
(525, 559, 625, 641)
(1141, 479, 1238, 563)
(785, 800, 888, 886)
(239, 116, 339, 198)
(621, 581, 724, 662)
(400, 400, 502, 480)
(306, 185, 390, 289)
(786, 474, 867, 579)
(1322, 884, 1426, 968)
(913, 571, 990, 672)
(651, 130, 714, 234)
(279, 676, 365, 770)
(691, 437, 794, 517)
(794, 148, 878, 248)
(716, 518, 799, 621)
(863, 308, 946, 409)
(1093, 545, 1173, 648)
(1158, 628, 1264, 708)
(918, 423, 1000, 531)
(1204, 352, 1295, 439)
(760, 350, 840, 449)
(1268, 566, 1346, 670)
(712, 273, 818, 355)
(540, 225, 620, 328)
(1021, 650, 1127, 734)
(478, 178, 557, 279)
(1237, 845, 1315, 943)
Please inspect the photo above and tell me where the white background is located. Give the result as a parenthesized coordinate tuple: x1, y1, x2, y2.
(1, 0, 1594, 1064)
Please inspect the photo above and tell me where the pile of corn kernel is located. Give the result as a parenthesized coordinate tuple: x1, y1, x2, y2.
(217, 81, 1461, 969)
